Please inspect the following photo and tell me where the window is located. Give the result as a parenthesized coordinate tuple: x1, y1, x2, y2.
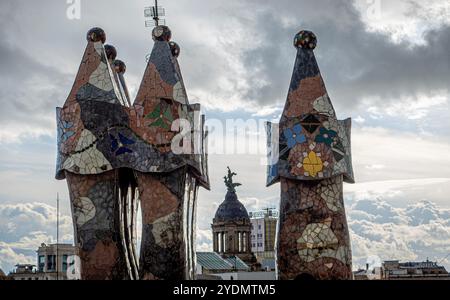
(47, 255, 56, 271)
(38, 256, 45, 272)
(69, 256, 76, 272)
(62, 255, 68, 272)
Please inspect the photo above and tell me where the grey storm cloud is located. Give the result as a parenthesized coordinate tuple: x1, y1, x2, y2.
(0, 2, 72, 135)
(0, 0, 448, 136)
(0, 42, 69, 120)
(230, 0, 450, 112)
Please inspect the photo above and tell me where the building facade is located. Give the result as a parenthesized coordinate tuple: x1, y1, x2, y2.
(9, 243, 77, 280)
(249, 209, 278, 262)
(382, 260, 450, 280)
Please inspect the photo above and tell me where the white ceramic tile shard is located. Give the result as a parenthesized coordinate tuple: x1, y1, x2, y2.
(151, 212, 182, 248)
(89, 62, 114, 92)
(73, 197, 96, 227)
(173, 81, 187, 104)
(297, 223, 338, 248)
(75, 130, 97, 151)
(313, 94, 335, 117)
(63, 130, 113, 174)
(323, 119, 339, 132)
(297, 222, 349, 263)
(320, 181, 343, 212)
(94, 42, 103, 55)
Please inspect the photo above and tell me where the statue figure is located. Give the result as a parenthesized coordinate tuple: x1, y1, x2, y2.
(224, 167, 242, 193)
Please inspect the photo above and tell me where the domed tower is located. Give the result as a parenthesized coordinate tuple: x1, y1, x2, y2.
(212, 168, 255, 264)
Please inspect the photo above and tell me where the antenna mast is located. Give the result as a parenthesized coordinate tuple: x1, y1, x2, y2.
(154, 0, 159, 26)
(144, 0, 166, 28)
(144, 0, 166, 62)
(56, 193, 59, 281)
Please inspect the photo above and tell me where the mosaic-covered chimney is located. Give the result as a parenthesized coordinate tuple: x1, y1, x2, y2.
(266, 30, 354, 280)
(56, 26, 209, 280)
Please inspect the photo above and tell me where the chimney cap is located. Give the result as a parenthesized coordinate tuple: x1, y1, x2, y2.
(152, 25, 172, 42)
(87, 27, 106, 43)
(104, 45, 117, 60)
(294, 30, 317, 50)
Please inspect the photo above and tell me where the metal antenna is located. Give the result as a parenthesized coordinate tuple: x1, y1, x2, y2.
(144, 1, 166, 61)
(56, 193, 59, 281)
(154, 0, 159, 26)
(144, 0, 166, 28)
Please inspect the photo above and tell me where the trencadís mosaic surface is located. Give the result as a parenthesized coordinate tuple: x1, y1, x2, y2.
(56, 26, 209, 280)
(266, 30, 354, 280)
(56, 27, 208, 184)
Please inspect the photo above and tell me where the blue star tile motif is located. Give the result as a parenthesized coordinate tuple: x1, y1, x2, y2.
(110, 133, 135, 156)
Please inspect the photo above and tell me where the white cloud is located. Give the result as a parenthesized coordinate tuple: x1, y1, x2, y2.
(354, 116, 366, 124)
(0, 203, 73, 273)
(345, 178, 450, 270)
(0, 244, 31, 273)
(348, 198, 450, 270)
(196, 229, 213, 252)
(1, 185, 450, 273)
(347, 178, 450, 192)
(361, 92, 448, 121)
(353, 0, 450, 44)
(365, 164, 386, 170)
(352, 127, 450, 181)
(251, 106, 282, 118)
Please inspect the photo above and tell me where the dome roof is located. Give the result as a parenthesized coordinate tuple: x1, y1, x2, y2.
(214, 191, 249, 223)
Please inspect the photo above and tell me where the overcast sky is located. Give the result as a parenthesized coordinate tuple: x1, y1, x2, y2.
(0, 0, 449, 273)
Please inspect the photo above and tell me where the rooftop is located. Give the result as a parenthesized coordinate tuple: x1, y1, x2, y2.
(249, 209, 279, 219)
(197, 252, 250, 272)
(224, 256, 251, 271)
(383, 259, 447, 271)
(260, 259, 276, 270)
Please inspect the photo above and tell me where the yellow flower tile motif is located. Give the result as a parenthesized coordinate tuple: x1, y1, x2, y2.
(303, 151, 323, 177)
